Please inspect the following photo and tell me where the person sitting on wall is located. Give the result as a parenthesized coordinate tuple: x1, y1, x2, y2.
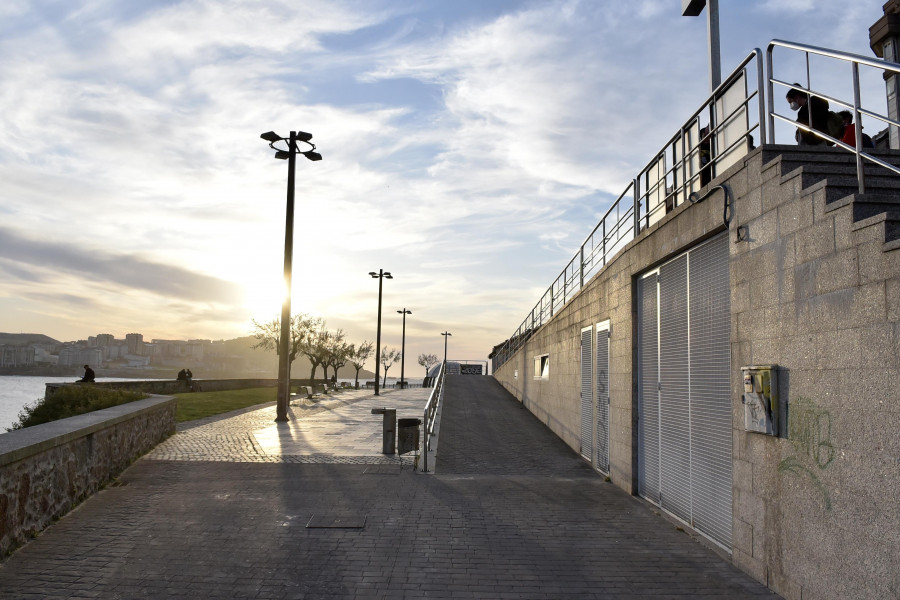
(177, 368, 187, 381)
(78, 364, 95, 383)
(185, 368, 194, 391)
(786, 84, 830, 146)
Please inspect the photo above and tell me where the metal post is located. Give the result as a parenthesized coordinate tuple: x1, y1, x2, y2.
(275, 132, 297, 423)
(441, 331, 451, 364)
(852, 62, 865, 194)
(633, 177, 641, 236)
(707, 0, 721, 91)
(398, 309, 411, 388)
(579, 245, 585, 289)
(375, 271, 384, 396)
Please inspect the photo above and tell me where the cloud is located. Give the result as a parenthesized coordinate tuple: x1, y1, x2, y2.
(0, 225, 241, 303)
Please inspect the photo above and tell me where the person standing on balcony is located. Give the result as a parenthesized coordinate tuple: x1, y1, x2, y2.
(786, 84, 830, 145)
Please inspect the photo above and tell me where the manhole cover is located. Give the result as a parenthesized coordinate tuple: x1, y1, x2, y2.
(306, 514, 367, 528)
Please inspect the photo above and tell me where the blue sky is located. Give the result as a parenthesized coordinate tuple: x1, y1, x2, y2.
(0, 0, 889, 368)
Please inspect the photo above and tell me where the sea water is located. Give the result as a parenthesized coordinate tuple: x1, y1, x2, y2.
(0, 376, 144, 433)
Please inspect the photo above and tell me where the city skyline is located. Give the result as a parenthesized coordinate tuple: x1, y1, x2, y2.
(0, 0, 888, 364)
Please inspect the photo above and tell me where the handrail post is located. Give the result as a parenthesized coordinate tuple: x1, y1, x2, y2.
(766, 45, 775, 144)
(633, 177, 641, 236)
(754, 49, 767, 145)
(852, 61, 865, 194)
(579, 245, 585, 290)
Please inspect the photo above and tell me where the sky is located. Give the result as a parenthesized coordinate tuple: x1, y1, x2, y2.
(0, 0, 891, 371)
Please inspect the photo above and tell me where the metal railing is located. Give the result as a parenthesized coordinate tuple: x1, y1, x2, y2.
(766, 39, 900, 194)
(422, 360, 446, 472)
(491, 49, 765, 371)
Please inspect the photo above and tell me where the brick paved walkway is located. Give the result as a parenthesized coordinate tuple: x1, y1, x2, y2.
(0, 378, 779, 599)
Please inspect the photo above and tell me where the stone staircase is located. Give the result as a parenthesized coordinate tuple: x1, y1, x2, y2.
(760, 144, 900, 252)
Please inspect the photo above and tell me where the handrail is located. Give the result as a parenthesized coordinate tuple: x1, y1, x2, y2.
(491, 49, 765, 372)
(766, 39, 900, 194)
(422, 360, 446, 472)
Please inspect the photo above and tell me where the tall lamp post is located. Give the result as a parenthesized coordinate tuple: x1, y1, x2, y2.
(260, 130, 322, 423)
(369, 269, 392, 396)
(397, 309, 412, 388)
(441, 331, 452, 365)
(682, 0, 721, 92)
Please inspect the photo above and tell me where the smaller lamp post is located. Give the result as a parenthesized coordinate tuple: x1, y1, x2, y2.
(441, 331, 452, 365)
(369, 269, 393, 396)
(397, 309, 412, 388)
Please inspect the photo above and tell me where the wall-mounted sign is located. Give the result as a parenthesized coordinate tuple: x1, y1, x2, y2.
(460, 364, 483, 375)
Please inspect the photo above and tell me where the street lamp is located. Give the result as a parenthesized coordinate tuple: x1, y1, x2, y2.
(369, 269, 393, 396)
(441, 331, 452, 365)
(397, 309, 412, 388)
(260, 130, 322, 423)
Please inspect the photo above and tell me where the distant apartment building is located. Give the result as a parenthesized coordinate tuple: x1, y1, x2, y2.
(0, 345, 36, 367)
(89, 333, 115, 347)
(57, 345, 103, 368)
(126, 333, 144, 355)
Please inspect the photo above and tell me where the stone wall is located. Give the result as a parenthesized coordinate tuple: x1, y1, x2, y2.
(0, 396, 176, 557)
(493, 145, 900, 600)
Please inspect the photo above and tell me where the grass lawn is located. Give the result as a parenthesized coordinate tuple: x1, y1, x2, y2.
(173, 387, 277, 423)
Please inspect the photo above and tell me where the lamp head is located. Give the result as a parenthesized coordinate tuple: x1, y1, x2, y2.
(302, 151, 323, 161)
(295, 131, 313, 142)
(384, 272, 393, 279)
(369, 272, 377, 277)
(274, 151, 290, 160)
(260, 131, 282, 143)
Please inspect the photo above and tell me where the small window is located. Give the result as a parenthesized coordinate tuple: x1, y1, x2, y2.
(533, 354, 549, 380)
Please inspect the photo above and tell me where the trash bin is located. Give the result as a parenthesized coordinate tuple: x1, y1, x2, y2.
(397, 418, 422, 455)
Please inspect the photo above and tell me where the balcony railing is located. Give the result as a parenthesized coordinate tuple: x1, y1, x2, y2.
(492, 40, 900, 372)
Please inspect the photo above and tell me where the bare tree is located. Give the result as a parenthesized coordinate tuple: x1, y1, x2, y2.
(251, 314, 318, 378)
(380, 346, 401, 387)
(349, 341, 374, 388)
(418, 352, 439, 376)
(300, 323, 333, 381)
(324, 333, 351, 382)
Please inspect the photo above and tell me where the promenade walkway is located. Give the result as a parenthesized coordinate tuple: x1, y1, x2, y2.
(0, 377, 778, 599)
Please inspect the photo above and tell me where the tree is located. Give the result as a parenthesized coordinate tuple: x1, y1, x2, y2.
(300, 323, 332, 381)
(324, 332, 351, 381)
(349, 341, 374, 388)
(380, 346, 401, 386)
(418, 353, 439, 376)
(251, 314, 318, 378)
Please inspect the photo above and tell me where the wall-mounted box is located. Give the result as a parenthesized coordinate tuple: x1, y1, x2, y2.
(742, 365, 779, 435)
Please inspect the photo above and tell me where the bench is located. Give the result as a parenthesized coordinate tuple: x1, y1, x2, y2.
(298, 385, 321, 400)
(365, 381, 376, 389)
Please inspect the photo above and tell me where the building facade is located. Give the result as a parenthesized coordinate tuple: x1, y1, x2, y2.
(492, 145, 899, 600)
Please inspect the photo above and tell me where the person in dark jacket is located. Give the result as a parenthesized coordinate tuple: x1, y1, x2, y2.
(786, 84, 830, 146)
(79, 364, 95, 383)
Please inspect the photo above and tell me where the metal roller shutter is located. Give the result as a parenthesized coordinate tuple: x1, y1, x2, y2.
(688, 235, 732, 547)
(580, 326, 593, 461)
(596, 322, 610, 473)
(637, 273, 660, 503)
(637, 233, 732, 550)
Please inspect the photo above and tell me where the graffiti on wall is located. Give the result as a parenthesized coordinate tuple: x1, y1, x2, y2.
(778, 395, 834, 510)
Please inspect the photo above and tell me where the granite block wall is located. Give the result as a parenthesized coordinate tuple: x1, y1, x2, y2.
(0, 396, 176, 557)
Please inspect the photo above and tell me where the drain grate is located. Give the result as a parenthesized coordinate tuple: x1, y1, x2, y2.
(306, 514, 367, 528)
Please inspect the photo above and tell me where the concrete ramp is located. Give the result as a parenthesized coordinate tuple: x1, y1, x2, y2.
(435, 375, 593, 477)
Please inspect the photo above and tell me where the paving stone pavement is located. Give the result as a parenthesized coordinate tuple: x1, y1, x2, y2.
(0, 378, 780, 599)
